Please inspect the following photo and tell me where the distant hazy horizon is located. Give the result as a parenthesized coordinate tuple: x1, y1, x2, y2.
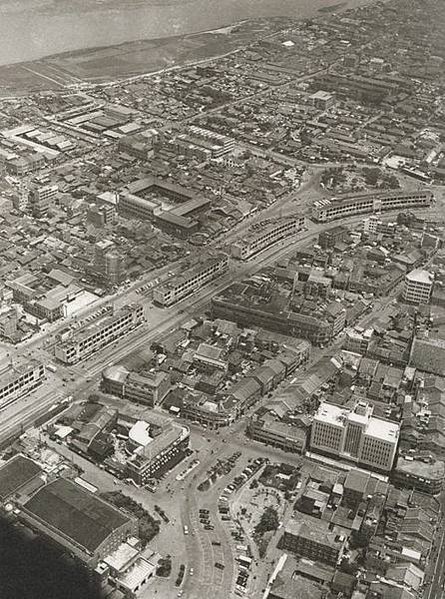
(0, 0, 375, 66)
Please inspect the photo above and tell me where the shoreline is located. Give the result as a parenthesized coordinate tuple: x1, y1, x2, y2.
(0, 0, 377, 95)
(0, 0, 372, 68)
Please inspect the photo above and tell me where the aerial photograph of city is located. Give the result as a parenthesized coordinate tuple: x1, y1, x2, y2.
(0, 0, 444, 598)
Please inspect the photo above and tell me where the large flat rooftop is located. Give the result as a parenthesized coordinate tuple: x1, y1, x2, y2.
(22, 478, 131, 553)
(0, 455, 42, 502)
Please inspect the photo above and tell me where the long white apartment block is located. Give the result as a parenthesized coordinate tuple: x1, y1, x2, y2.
(231, 217, 306, 260)
(153, 254, 229, 307)
(0, 360, 46, 410)
(54, 304, 144, 364)
(312, 190, 433, 223)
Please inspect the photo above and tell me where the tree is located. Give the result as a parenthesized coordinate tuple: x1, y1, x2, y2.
(156, 556, 172, 577)
(255, 507, 279, 536)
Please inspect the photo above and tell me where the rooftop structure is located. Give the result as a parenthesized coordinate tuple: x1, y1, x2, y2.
(410, 337, 445, 377)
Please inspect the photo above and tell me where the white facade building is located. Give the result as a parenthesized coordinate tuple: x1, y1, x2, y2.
(312, 190, 433, 223)
(310, 400, 399, 472)
(402, 269, 434, 305)
(153, 254, 228, 307)
(231, 217, 306, 260)
(55, 304, 144, 364)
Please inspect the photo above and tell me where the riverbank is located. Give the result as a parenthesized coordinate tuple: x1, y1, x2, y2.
(0, 0, 376, 96)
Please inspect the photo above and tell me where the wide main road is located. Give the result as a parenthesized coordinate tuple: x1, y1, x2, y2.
(0, 207, 437, 445)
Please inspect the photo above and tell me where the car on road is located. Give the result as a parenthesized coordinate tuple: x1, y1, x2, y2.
(189, 568, 194, 576)
(215, 562, 225, 570)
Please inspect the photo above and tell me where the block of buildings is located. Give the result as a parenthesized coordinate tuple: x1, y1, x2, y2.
(97, 539, 156, 598)
(310, 400, 400, 472)
(118, 176, 210, 238)
(54, 304, 144, 364)
(102, 365, 171, 407)
(309, 90, 336, 110)
(0, 359, 46, 410)
(212, 278, 345, 346)
(247, 412, 306, 453)
(267, 554, 326, 599)
(176, 125, 235, 159)
(125, 419, 190, 484)
(7, 272, 83, 323)
(231, 217, 306, 260)
(392, 456, 445, 495)
(279, 517, 345, 566)
(153, 254, 228, 307)
(318, 225, 348, 249)
(312, 190, 433, 223)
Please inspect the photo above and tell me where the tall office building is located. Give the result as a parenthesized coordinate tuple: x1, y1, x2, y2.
(310, 400, 399, 472)
(28, 184, 58, 218)
(402, 269, 434, 305)
(12, 182, 29, 212)
(94, 240, 123, 286)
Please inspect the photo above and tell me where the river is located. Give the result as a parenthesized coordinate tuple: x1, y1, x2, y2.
(0, 0, 372, 66)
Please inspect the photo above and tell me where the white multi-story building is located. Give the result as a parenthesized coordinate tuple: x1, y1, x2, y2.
(312, 190, 433, 223)
(186, 126, 235, 158)
(0, 360, 46, 410)
(310, 400, 399, 472)
(54, 304, 144, 364)
(153, 254, 229, 307)
(402, 269, 434, 305)
(28, 184, 58, 218)
(231, 217, 306, 260)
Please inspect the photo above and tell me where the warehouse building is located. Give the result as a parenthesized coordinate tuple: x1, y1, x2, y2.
(19, 478, 137, 567)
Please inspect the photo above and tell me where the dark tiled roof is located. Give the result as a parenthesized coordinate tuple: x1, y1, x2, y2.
(24, 478, 130, 553)
(0, 455, 42, 501)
